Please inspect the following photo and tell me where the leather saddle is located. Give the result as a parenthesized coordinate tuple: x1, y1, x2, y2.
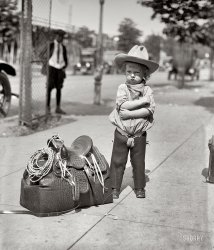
(20, 135, 112, 216)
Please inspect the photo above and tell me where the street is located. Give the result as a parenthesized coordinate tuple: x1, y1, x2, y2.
(7, 68, 211, 117)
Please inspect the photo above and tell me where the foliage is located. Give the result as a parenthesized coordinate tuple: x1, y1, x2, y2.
(117, 18, 142, 52)
(199, 20, 214, 49)
(138, 0, 214, 45)
(74, 26, 95, 48)
(0, 0, 20, 43)
(143, 34, 162, 61)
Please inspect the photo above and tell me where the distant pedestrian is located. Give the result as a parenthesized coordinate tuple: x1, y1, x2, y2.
(47, 29, 68, 114)
(167, 58, 178, 80)
(192, 49, 200, 80)
(109, 45, 159, 199)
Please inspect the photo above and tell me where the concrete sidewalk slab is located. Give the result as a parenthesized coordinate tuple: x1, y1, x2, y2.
(70, 211, 211, 250)
(1, 211, 102, 250)
(69, 116, 214, 250)
(146, 105, 213, 172)
(0, 183, 131, 250)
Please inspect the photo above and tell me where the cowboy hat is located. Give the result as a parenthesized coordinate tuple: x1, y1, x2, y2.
(114, 45, 159, 74)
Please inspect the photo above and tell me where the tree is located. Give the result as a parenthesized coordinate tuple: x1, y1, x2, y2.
(138, 0, 213, 43)
(117, 18, 142, 52)
(138, 0, 214, 86)
(143, 34, 162, 62)
(74, 26, 95, 48)
(200, 20, 214, 80)
(0, 0, 20, 43)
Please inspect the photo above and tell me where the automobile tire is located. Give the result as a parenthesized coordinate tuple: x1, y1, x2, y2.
(0, 71, 11, 117)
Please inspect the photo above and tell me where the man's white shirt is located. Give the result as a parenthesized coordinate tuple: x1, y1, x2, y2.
(49, 40, 65, 69)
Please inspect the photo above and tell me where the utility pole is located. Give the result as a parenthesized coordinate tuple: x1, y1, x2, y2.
(45, 0, 52, 118)
(94, 0, 105, 105)
(19, 0, 32, 125)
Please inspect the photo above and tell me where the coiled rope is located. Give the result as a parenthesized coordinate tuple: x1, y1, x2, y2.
(26, 135, 67, 183)
(26, 147, 55, 183)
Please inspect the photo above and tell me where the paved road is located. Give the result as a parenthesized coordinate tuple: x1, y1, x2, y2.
(7, 68, 212, 117)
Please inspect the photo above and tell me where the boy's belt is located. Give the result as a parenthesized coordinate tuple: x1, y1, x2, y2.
(116, 127, 145, 148)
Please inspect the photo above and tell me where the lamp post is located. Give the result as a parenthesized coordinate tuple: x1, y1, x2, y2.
(94, 0, 105, 105)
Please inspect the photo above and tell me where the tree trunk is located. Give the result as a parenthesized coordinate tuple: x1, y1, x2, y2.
(178, 67, 185, 89)
(209, 48, 214, 81)
(177, 42, 186, 88)
(174, 42, 193, 88)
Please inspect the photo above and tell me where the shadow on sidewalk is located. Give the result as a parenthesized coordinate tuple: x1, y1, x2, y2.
(120, 167, 150, 192)
(150, 82, 172, 88)
(201, 168, 208, 181)
(194, 96, 214, 114)
(6, 98, 115, 119)
(62, 99, 114, 116)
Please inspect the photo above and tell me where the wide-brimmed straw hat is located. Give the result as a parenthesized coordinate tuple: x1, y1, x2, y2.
(114, 45, 159, 74)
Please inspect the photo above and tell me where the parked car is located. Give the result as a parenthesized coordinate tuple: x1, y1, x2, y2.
(73, 48, 96, 75)
(168, 65, 200, 81)
(73, 61, 93, 75)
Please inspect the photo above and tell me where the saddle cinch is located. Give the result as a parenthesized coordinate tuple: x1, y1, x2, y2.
(20, 135, 113, 217)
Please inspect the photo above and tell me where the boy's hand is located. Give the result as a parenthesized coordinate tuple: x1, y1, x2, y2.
(119, 108, 130, 120)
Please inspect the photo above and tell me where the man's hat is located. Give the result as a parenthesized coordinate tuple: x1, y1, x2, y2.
(114, 45, 159, 74)
(54, 29, 66, 37)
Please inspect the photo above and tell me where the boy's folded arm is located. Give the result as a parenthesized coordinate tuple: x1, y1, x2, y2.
(120, 107, 150, 119)
(129, 108, 150, 118)
(120, 97, 149, 110)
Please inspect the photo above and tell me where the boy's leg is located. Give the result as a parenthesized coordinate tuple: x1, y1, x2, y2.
(110, 129, 129, 191)
(130, 132, 147, 190)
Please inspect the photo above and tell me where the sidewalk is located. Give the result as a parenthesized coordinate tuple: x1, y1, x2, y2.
(1, 82, 214, 249)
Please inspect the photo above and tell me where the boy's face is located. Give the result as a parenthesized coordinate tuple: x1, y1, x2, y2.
(125, 62, 147, 85)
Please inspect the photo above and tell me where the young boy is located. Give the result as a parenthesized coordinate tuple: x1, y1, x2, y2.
(109, 45, 159, 199)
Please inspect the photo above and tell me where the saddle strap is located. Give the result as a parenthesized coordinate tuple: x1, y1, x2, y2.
(64, 168, 80, 201)
(0, 203, 79, 217)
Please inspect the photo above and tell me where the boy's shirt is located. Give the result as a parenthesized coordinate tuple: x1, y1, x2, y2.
(109, 83, 155, 135)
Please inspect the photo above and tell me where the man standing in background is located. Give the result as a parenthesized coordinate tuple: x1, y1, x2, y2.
(47, 29, 68, 115)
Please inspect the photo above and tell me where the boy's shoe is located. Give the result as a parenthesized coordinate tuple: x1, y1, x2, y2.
(55, 107, 66, 115)
(135, 189, 145, 198)
(112, 189, 120, 199)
